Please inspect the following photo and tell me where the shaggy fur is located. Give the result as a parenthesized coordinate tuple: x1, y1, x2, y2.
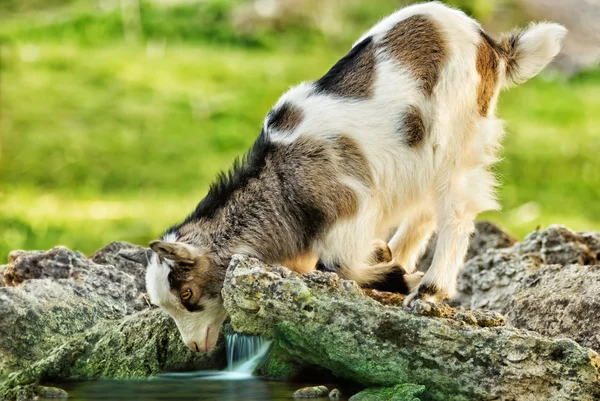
(139, 2, 566, 352)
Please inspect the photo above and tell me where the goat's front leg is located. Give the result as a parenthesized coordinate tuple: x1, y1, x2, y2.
(403, 193, 475, 306)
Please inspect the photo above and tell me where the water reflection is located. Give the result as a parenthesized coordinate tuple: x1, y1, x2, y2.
(61, 377, 346, 401)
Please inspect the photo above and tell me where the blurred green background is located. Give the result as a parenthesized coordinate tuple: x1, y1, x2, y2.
(1, 0, 599, 262)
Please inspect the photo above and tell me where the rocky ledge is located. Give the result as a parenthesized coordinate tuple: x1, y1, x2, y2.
(1, 223, 600, 401)
(223, 254, 600, 401)
(0, 243, 225, 401)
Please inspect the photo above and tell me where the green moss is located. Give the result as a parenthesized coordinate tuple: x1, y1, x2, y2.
(349, 384, 426, 401)
(0, 309, 225, 400)
(253, 342, 304, 380)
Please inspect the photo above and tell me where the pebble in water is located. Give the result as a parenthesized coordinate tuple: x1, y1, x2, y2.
(293, 385, 329, 398)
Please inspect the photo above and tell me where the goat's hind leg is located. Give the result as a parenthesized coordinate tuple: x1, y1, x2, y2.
(360, 240, 423, 293)
(319, 241, 421, 294)
(388, 210, 436, 274)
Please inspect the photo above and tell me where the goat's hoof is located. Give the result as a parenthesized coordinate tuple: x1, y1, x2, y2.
(403, 282, 448, 307)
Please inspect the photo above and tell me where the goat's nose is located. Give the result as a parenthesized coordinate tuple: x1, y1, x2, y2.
(190, 342, 200, 352)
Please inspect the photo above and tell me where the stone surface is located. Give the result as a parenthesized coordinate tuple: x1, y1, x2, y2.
(89, 241, 148, 294)
(349, 384, 426, 401)
(507, 264, 600, 352)
(293, 385, 329, 398)
(0, 244, 149, 374)
(455, 225, 600, 312)
(36, 386, 68, 399)
(328, 388, 341, 399)
(223, 255, 600, 401)
(253, 341, 308, 380)
(0, 308, 225, 401)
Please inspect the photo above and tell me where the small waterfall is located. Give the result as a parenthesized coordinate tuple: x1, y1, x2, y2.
(226, 333, 272, 375)
(160, 333, 271, 381)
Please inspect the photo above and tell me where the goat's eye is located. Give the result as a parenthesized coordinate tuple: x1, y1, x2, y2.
(181, 289, 192, 301)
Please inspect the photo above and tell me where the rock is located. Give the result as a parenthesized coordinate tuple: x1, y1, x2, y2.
(417, 221, 516, 272)
(0, 244, 148, 374)
(328, 388, 341, 399)
(0, 308, 225, 401)
(349, 384, 426, 401)
(467, 221, 518, 259)
(516, 225, 600, 266)
(36, 386, 68, 399)
(253, 341, 307, 380)
(507, 264, 600, 352)
(455, 225, 600, 312)
(89, 241, 148, 294)
(0, 264, 6, 287)
(293, 385, 329, 398)
(223, 255, 600, 401)
(454, 247, 532, 312)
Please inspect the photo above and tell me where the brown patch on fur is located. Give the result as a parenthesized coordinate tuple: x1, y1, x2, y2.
(282, 251, 319, 274)
(315, 37, 377, 98)
(367, 239, 393, 265)
(417, 282, 441, 297)
(268, 102, 304, 132)
(331, 135, 373, 187)
(497, 30, 522, 84)
(476, 32, 501, 116)
(166, 254, 224, 312)
(402, 106, 426, 146)
(382, 15, 446, 95)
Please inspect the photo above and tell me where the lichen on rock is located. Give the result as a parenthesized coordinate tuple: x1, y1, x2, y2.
(349, 384, 426, 401)
(223, 254, 600, 401)
(0, 244, 149, 374)
(0, 309, 225, 401)
(507, 263, 600, 352)
(455, 224, 600, 312)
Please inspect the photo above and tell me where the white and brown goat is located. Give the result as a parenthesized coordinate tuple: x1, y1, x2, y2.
(125, 2, 566, 352)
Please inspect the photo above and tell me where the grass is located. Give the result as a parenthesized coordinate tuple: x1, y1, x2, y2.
(1, 0, 599, 262)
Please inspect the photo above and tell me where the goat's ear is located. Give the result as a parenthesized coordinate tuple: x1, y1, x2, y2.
(149, 240, 202, 263)
(118, 248, 152, 265)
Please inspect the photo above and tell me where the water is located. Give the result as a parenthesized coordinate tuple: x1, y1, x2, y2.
(60, 378, 347, 401)
(160, 333, 272, 381)
(55, 334, 349, 400)
(226, 333, 272, 376)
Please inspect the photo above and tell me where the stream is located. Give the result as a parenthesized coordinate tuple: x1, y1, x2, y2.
(54, 334, 349, 400)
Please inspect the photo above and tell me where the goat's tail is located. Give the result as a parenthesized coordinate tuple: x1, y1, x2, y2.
(499, 22, 567, 87)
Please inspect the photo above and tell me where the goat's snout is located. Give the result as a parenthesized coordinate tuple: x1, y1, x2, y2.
(190, 342, 200, 353)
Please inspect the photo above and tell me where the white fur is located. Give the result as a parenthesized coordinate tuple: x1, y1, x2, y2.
(265, 3, 564, 303)
(505, 22, 567, 86)
(145, 253, 227, 352)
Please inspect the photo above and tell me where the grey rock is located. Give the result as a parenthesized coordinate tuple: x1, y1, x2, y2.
(507, 264, 600, 352)
(0, 309, 225, 401)
(293, 385, 329, 398)
(0, 265, 6, 287)
(89, 241, 148, 294)
(328, 388, 341, 399)
(515, 225, 599, 266)
(36, 386, 68, 399)
(0, 244, 148, 374)
(223, 255, 600, 401)
(455, 225, 600, 312)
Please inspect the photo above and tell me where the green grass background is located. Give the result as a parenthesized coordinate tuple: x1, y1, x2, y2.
(1, 0, 599, 262)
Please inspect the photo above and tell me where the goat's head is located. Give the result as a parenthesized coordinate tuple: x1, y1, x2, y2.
(122, 237, 227, 353)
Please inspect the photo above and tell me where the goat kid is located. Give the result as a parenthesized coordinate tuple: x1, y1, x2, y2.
(124, 2, 566, 352)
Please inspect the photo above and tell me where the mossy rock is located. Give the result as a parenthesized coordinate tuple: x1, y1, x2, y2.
(349, 384, 426, 401)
